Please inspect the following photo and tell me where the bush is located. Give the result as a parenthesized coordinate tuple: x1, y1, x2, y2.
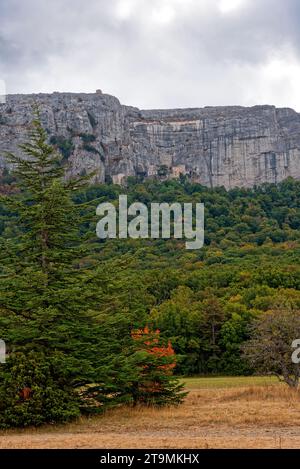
(80, 133, 96, 143)
(83, 143, 100, 154)
(0, 351, 80, 428)
(49, 135, 74, 159)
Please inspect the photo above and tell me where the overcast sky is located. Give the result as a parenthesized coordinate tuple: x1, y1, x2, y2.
(1, 0, 300, 110)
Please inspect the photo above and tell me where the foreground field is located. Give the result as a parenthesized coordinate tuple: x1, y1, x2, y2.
(2, 376, 300, 449)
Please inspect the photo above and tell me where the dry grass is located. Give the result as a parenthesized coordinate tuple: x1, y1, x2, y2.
(2, 378, 300, 448)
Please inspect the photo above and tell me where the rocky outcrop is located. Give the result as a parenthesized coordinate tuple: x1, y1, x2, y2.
(0, 91, 300, 188)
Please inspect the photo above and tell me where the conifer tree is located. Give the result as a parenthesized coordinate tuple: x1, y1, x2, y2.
(0, 114, 130, 425)
(0, 114, 93, 351)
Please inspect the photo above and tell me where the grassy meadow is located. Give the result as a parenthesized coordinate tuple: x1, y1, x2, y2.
(2, 376, 300, 449)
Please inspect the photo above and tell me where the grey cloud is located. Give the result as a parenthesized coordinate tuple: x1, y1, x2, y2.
(0, 0, 300, 109)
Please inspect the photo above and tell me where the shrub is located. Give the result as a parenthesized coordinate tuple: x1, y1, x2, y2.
(0, 351, 80, 428)
(80, 133, 96, 143)
(49, 135, 74, 159)
(83, 143, 100, 154)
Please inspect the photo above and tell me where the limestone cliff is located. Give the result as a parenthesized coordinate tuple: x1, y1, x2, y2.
(0, 91, 300, 188)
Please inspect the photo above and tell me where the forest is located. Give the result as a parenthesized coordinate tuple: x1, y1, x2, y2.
(73, 173, 300, 376)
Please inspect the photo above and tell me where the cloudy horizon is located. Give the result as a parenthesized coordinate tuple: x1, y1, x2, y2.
(1, 0, 300, 110)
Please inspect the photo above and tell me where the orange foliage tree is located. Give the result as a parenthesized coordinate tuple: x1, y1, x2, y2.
(129, 326, 186, 406)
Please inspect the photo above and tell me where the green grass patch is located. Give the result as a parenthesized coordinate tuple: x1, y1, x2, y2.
(180, 376, 278, 389)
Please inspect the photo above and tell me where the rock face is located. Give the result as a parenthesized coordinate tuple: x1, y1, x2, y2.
(1, 91, 300, 188)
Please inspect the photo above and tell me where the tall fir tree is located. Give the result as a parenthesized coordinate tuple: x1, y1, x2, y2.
(0, 114, 131, 425)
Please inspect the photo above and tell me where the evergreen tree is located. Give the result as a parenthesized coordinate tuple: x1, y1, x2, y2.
(0, 114, 129, 425)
